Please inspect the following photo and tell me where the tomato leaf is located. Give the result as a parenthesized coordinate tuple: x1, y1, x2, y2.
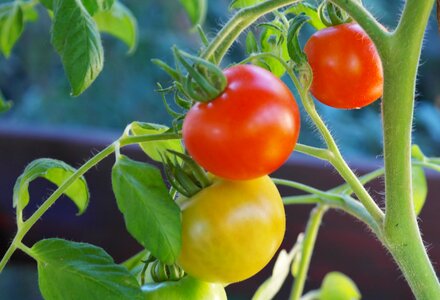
(230, 0, 264, 10)
(32, 239, 142, 300)
(0, 2, 24, 58)
(21, 3, 39, 22)
(13, 158, 89, 216)
(412, 166, 428, 216)
(51, 0, 104, 96)
(285, 3, 326, 30)
(81, 0, 114, 16)
(259, 21, 289, 77)
(0, 90, 12, 113)
(94, 1, 137, 54)
(245, 31, 259, 54)
(130, 122, 183, 163)
(320, 272, 361, 300)
(111, 155, 182, 264)
(179, 0, 206, 27)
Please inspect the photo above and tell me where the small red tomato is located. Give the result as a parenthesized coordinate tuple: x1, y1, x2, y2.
(304, 23, 383, 109)
(182, 64, 300, 180)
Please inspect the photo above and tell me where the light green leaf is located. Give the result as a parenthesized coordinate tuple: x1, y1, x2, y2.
(32, 239, 142, 300)
(112, 156, 182, 264)
(260, 22, 289, 77)
(94, 1, 137, 53)
(82, 0, 115, 16)
(285, 3, 327, 30)
(130, 122, 183, 163)
(21, 3, 39, 22)
(0, 2, 24, 58)
(412, 166, 427, 216)
(13, 158, 89, 215)
(320, 272, 361, 300)
(179, 0, 207, 27)
(252, 250, 295, 300)
(0, 90, 12, 113)
(230, 0, 264, 10)
(411, 144, 425, 161)
(245, 31, 258, 54)
(51, 0, 104, 96)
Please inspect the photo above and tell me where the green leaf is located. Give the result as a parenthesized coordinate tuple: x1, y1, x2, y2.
(320, 272, 361, 300)
(411, 144, 426, 161)
(21, 3, 39, 22)
(245, 31, 258, 54)
(285, 3, 326, 30)
(51, 0, 104, 96)
(252, 249, 296, 300)
(32, 239, 142, 300)
(13, 158, 89, 215)
(40, 0, 54, 10)
(259, 21, 289, 77)
(0, 2, 24, 58)
(0, 90, 12, 113)
(130, 122, 183, 163)
(412, 167, 428, 216)
(112, 155, 182, 264)
(230, 0, 264, 10)
(82, 0, 115, 16)
(94, 1, 137, 53)
(179, 0, 207, 27)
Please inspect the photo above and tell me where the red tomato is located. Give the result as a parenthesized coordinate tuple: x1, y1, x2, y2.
(182, 64, 300, 180)
(304, 23, 383, 109)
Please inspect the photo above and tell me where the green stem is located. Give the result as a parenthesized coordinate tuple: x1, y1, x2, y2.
(272, 178, 341, 201)
(0, 133, 181, 273)
(381, 0, 440, 298)
(201, 0, 301, 63)
(289, 205, 326, 300)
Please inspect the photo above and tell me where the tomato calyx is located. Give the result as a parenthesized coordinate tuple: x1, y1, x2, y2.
(140, 254, 185, 285)
(172, 47, 227, 103)
(162, 150, 211, 198)
(318, 1, 352, 27)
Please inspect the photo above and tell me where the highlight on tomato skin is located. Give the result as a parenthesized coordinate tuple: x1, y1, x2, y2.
(304, 23, 384, 109)
(182, 64, 301, 181)
(178, 175, 286, 284)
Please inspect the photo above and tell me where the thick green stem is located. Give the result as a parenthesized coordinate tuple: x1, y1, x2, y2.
(381, 0, 440, 298)
(289, 205, 326, 300)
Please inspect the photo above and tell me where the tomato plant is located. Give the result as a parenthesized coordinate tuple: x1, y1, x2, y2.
(304, 23, 383, 109)
(142, 276, 226, 300)
(182, 64, 300, 180)
(179, 175, 285, 284)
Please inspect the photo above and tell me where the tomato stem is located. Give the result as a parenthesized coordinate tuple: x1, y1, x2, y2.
(289, 205, 326, 300)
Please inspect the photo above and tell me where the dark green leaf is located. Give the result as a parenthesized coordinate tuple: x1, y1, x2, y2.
(285, 3, 326, 30)
(412, 167, 427, 216)
(230, 0, 264, 10)
(51, 0, 104, 96)
(94, 1, 137, 53)
(287, 14, 310, 65)
(130, 122, 183, 163)
(0, 90, 12, 113)
(40, 0, 53, 10)
(179, 0, 207, 27)
(112, 156, 182, 264)
(320, 272, 361, 300)
(13, 158, 89, 215)
(82, 0, 115, 16)
(32, 239, 142, 300)
(0, 2, 24, 58)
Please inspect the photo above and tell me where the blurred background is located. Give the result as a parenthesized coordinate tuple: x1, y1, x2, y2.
(0, 0, 439, 299)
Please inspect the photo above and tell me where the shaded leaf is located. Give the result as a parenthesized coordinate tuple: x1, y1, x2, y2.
(179, 0, 206, 27)
(0, 2, 24, 57)
(320, 272, 361, 300)
(412, 167, 427, 216)
(13, 158, 89, 215)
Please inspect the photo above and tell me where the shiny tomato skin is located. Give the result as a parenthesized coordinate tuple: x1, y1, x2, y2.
(178, 175, 285, 284)
(304, 23, 383, 109)
(182, 64, 300, 180)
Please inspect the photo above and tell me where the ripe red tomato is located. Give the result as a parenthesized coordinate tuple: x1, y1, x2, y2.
(304, 23, 383, 109)
(182, 64, 300, 180)
(178, 176, 285, 284)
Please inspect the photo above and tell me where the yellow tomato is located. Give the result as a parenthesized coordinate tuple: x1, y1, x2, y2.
(179, 176, 286, 284)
